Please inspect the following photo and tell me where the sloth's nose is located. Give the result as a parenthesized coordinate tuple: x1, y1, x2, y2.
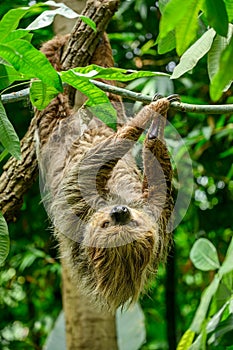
(110, 205, 130, 225)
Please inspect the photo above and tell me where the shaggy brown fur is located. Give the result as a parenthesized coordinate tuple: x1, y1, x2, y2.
(36, 35, 174, 311)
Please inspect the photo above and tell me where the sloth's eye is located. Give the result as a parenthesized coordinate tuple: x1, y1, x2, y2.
(101, 221, 110, 228)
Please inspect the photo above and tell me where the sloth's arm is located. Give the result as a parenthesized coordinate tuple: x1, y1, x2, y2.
(142, 120, 173, 221)
(142, 95, 180, 223)
(77, 98, 171, 199)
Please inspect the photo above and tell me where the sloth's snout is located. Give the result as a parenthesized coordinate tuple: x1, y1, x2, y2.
(110, 205, 130, 225)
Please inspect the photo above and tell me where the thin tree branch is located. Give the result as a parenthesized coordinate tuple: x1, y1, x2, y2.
(1, 87, 30, 104)
(2, 80, 233, 114)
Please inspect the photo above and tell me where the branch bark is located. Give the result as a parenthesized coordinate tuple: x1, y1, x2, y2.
(2, 81, 233, 114)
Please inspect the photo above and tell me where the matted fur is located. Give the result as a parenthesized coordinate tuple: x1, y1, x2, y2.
(36, 35, 173, 311)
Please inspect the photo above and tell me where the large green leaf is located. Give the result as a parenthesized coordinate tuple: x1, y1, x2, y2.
(219, 237, 233, 276)
(190, 238, 220, 271)
(0, 7, 29, 42)
(70, 64, 169, 81)
(0, 63, 10, 89)
(0, 212, 10, 265)
(158, 0, 170, 14)
(159, 0, 192, 39)
(0, 100, 21, 159)
(206, 301, 230, 334)
(208, 314, 233, 346)
(27, 1, 96, 31)
(159, 0, 204, 55)
(204, 0, 228, 37)
(190, 275, 220, 333)
(225, 0, 233, 21)
(207, 33, 229, 82)
(61, 70, 117, 129)
(172, 29, 216, 79)
(157, 30, 176, 54)
(175, 0, 204, 55)
(30, 81, 60, 110)
(0, 62, 27, 89)
(0, 39, 62, 91)
(2, 29, 32, 43)
(210, 35, 233, 100)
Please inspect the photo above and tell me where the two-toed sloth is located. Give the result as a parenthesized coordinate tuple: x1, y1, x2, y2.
(35, 35, 177, 312)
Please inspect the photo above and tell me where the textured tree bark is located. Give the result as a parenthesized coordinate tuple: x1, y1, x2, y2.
(0, 0, 120, 349)
(62, 260, 117, 350)
(0, 119, 38, 222)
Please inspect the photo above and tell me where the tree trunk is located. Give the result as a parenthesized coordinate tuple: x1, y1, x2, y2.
(61, 260, 117, 350)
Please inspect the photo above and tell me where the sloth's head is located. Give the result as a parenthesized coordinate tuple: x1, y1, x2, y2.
(79, 204, 161, 311)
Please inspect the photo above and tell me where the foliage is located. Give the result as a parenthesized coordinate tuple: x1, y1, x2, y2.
(0, 0, 233, 350)
(0, 212, 9, 265)
(157, 0, 233, 100)
(178, 237, 233, 349)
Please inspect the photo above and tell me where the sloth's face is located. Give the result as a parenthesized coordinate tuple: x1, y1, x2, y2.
(80, 204, 159, 310)
(83, 204, 159, 248)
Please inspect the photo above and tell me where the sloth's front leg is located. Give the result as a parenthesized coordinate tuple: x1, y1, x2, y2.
(142, 94, 180, 219)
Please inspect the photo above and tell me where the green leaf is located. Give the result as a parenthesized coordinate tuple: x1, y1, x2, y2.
(0, 212, 10, 265)
(27, 1, 96, 32)
(172, 29, 216, 79)
(0, 39, 62, 92)
(159, 0, 192, 39)
(207, 28, 232, 82)
(175, 0, 204, 55)
(2, 29, 32, 43)
(30, 81, 60, 110)
(159, 0, 204, 55)
(219, 147, 233, 158)
(206, 301, 230, 333)
(204, 0, 228, 37)
(61, 69, 117, 129)
(0, 63, 10, 88)
(190, 275, 220, 333)
(0, 100, 21, 160)
(208, 314, 233, 346)
(157, 30, 176, 54)
(177, 329, 195, 350)
(210, 35, 233, 100)
(219, 237, 233, 276)
(0, 148, 9, 162)
(70, 64, 169, 81)
(225, 0, 233, 22)
(158, 0, 170, 14)
(190, 238, 220, 271)
(0, 7, 29, 42)
(0, 62, 27, 89)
